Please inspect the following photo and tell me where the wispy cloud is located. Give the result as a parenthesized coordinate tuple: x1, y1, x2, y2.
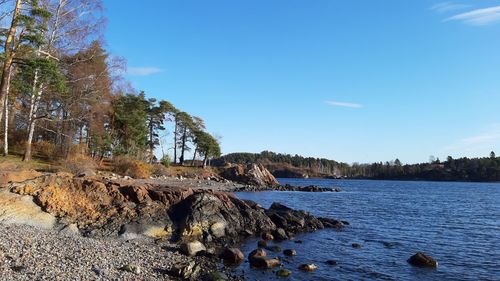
(325, 101, 363, 109)
(444, 6, 500, 25)
(431, 2, 471, 13)
(127, 67, 163, 76)
(444, 125, 500, 153)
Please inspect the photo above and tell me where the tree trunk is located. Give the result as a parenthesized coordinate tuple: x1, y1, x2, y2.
(191, 146, 198, 167)
(2, 69, 12, 156)
(149, 117, 154, 163)
(203, 153, 208, 168)
(173, 115, 178, 164)
(180, 126, 187, 165)
(23, 86, 43, 162)
(0, 0, 22, 117)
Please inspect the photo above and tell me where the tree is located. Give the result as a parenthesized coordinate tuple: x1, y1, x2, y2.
(0, 0, 22, 119)
(111, 92, 149, 157)
(196, 131, 221, 168)
(190, 116, 205, 165)
(176, 111, 193, 165)
(490, 151, 496, 159)
(146, 98, 168, 163)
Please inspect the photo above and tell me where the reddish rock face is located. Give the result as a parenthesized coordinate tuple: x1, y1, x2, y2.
(0, 170, 43, 186)
(221, 163, 279, 187)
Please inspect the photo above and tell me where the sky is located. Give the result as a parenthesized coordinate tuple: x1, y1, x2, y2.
(103, 0, 500, 164)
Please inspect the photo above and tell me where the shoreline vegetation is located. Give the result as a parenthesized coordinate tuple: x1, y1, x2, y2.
(218, 151, 500, 183)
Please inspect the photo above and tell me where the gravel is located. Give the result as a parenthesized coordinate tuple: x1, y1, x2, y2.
(0, 224, 196, 280)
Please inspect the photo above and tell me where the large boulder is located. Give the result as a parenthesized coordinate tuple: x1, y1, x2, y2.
(169, 192, 276, 243)
(221, 163, 279, 187)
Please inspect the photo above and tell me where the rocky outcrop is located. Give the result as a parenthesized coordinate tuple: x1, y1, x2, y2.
(4, 173, 346, 247)
(220, 163, 279, 187)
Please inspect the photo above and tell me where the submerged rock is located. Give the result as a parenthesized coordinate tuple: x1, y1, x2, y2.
(299, 264, 318, 271)
(326, 260, 338, 266)
(257, 240, 267, 248)
(283, 249, 297, 256)
(276, 269, 292, 277)
(265, 245, 282, 253)
(408, 252, 438, 268)
(352, 243, 362, 249)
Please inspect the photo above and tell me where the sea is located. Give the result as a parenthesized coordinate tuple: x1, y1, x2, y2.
(233, 178, 500, 281)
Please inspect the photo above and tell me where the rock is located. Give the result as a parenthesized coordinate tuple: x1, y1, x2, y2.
(250, 257, 281, 269)
(273, 228, 288, 241)
(210, 222, 226, 238)
(170, 192, 275, 243)
(120, 263, 140, 274)
(248, 248, 267, 260)
(299, 264, 318, 271)
(219, 248, 244, 266)
(294, 240, 303, 244)
(207, 271, 229, 281)
(261, 232, 274, 240)
(283, 249, 297, 256)
(276, 269, 292, 277)
(59, 223, 80, 236)
(168, 261, 201, 279)
(257, 240, 267, 248)
(407, 252, 438, 268)
(266, 202, 326, 233)
(352, 243, 362, 249)
(265, 245, 282, 253)
(180, 240, 206, 256)
(326, 260, 338, 266)
(0, 170, 42, 186)
(248, 249, 280, 269)
(220, 163, 279, 187)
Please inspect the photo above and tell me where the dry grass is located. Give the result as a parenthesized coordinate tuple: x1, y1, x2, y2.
(113, 157, 153, 179)
(0, 155, 57, 172)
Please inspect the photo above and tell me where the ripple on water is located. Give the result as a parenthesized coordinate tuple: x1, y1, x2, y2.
(233, 179, 500, 281)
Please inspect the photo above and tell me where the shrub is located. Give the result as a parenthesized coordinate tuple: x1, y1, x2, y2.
(151, 164, 170, 177)
(34, 141, 57, 160)
(113, 157, 152, 179)
(59, 156, 98, 175)
(160, 155, 171, 167)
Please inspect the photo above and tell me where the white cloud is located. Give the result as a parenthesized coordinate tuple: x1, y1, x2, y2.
(444, 125, 500, 154)
(431, 2, 470, 13)
(444, 6, 500, 25)
(325, 101, 363, 109)
(127, 67, 163, 76)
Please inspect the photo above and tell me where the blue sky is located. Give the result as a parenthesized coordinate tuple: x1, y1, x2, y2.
(103, 0, 500, 164)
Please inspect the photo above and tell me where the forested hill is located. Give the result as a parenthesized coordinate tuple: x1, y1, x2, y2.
(215, 151, 500, 182)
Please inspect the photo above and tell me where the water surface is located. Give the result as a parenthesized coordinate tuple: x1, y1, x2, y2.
(234, 179, 500, 280)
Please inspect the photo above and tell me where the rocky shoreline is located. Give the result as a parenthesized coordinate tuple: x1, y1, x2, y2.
(0, 170, 347, 280)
